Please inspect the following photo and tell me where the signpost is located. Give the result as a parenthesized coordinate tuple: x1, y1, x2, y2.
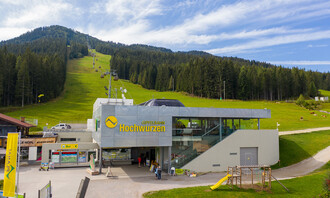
(38, 181, 52, 198)
(3, 133, 19, 197)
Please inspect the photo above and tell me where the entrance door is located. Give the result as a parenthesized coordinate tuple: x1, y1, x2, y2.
(240, 147, 258, 166)
(150, 148, 155, 161)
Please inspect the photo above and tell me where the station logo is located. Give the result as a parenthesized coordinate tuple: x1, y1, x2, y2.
(105, 116, 165, 132)
(105, 116, 118, 128)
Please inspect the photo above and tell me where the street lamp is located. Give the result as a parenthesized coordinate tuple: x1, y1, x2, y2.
(223, 81, 226, 100)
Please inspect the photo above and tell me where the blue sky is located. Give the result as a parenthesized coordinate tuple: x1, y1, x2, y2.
(0, 0, 329, 72)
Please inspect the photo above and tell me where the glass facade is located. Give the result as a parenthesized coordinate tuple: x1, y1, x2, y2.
(171, 117, 258, 168)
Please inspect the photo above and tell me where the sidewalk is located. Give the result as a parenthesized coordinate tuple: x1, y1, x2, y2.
(0, 165, 155, 198)
(86, 172, 227, 198)
(279, 127, 330, 136)
(272, 146, 330, 179)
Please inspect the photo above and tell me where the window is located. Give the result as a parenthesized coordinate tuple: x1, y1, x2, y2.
(60, 138, 76, 141)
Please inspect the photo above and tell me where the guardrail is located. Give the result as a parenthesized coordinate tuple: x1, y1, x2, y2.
(43, 129, 92, 132)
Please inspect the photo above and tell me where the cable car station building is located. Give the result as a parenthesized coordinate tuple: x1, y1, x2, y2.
(92, 99, 279, 173)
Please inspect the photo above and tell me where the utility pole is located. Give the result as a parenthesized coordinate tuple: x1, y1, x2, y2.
(224, 81, 226, 100)
(108, 70, 112, 99)
(92, 54, 95, 69)
(219, 77, 222, 100)
(22, 76, 25, 107)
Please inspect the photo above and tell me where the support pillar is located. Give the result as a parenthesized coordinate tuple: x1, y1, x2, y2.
(168, 146, 171, 174)
(258, 119, 260, 130)
(99, 147, 102, 173)
(219, 118, 222, 141)
(232, 119, 234, 131)
(161, 147, 165, 171)
(239, 119, 241, 129)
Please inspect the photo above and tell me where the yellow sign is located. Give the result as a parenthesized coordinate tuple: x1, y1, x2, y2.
(120, 124, 165, 132)
(105, 116, 118, 128)
(61, 144, 78, 149)
(3, 133, 18, 197)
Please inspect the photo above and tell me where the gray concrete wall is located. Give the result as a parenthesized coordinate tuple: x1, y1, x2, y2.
(182, 130, 279, 172)
(56, 132, 92, 143)
(41, 142, 99, 163)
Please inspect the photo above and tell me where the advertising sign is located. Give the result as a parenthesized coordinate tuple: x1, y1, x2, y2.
(61, 152, 77, 163)
(51, 152, 60, 163)
(78, 152, 87, 163)
(3, 137, 56, 147)
(3, 133, 18, 197)
(61, 144, 78, 149)
(38, 181, 51, 198)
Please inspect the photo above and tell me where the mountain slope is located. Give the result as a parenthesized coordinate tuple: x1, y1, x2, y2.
(2, 51, 330, 132)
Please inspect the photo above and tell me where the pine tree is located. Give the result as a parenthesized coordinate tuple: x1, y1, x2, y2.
(168, 75, 174, 91)
(308, 81, 317, 97)
(15, 56, 30, 107)
(238, 66, 249, 100)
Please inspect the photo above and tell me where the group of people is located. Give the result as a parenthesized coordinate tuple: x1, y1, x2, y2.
(137, 154, 147, 167)
(138, 154, 162, 180)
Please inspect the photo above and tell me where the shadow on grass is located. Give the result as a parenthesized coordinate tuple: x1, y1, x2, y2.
(271, 138, 311, 169)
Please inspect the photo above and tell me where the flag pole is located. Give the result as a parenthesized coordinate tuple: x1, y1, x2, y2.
(16, 132, 21, 196)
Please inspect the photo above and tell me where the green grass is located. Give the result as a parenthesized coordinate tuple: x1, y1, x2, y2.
(320, 103, 330, 112)
(319, 90, 330, 112)
(272, 130, 330, 169)
(1, 52, 330, 131)
(143, 169, 329, 198)
(320, 89, 330, 98)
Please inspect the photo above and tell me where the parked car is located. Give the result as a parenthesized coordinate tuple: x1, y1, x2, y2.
(139, 99, 185, 107)
(51, 123, 71, 130)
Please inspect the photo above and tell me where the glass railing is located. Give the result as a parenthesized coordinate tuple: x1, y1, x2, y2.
(171, 127, 238, 168)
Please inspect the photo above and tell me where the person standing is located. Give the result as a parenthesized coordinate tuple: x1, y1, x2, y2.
(157, 166, 162, 180)
(138, 155, 141, 167)
(155, 166, 158, 178)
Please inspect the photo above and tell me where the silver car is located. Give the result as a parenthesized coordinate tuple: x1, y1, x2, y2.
(51, 123, 71, 130)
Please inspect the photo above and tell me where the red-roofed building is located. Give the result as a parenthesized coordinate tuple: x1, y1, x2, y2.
(0, 113, 35, 137)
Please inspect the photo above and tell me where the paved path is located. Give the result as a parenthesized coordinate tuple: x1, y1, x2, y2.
(86, 172, 226, 198)
(1, 145, 329, 198)
(1, 127, 329, 198)
(272, 146, 330, 179)
(279, 127, 330, 136)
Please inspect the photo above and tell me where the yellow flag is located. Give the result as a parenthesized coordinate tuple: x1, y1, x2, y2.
(3, 133, 18, 197)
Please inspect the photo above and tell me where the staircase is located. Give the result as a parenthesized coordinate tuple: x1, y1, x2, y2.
(171, 126, 237, 168)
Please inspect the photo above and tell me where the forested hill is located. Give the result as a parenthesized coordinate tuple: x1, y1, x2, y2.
(110, 47, 330, 100)
(0, 25, 329, 107)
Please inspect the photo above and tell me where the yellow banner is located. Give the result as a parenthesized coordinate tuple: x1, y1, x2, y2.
(61, 144, 78, 149)
(3, 133, 18, 197)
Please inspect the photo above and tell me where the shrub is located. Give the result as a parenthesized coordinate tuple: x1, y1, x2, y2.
(296, 94, 306, 107)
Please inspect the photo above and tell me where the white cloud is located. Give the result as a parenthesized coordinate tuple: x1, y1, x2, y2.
(206, 30, 330, 54)
(270, 61, 330, 65)
(0, 27, 30, 41)
(307, 44, 328, 48)
(216, 27, 313, 40)
(104, 0, 162, 22)
(0, 0, 330, 57)
(92, 0, 330, 47)
(1, 0, 76, 28)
